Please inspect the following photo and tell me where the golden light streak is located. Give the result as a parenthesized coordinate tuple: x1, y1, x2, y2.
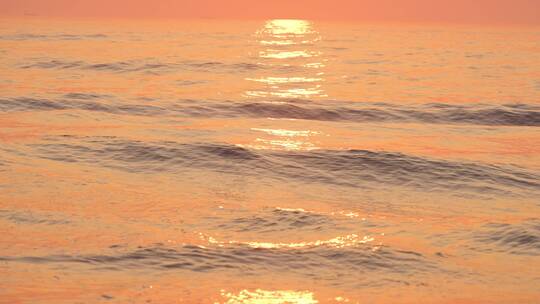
(219, 289, 318, 304)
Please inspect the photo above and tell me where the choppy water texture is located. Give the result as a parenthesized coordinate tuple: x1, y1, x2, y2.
(1, 18, 539, 303)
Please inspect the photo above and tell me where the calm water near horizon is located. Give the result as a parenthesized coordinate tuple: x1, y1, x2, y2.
(0, 18, 539, 303)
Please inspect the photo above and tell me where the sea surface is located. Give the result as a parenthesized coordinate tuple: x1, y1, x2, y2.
(0, 18, 539, 303)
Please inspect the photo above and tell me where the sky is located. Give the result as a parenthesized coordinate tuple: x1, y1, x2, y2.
(1, 0, 539, 24)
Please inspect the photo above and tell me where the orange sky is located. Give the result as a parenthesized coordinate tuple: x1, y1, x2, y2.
(1, 0, 539, 24)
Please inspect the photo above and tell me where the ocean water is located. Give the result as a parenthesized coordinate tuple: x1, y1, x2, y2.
(0, 18, 539, 303)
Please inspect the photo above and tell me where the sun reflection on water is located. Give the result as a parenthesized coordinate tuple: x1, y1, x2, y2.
(200, 233, 374, 249)
(251, 128, 321, 137)
(259, 39, 295, 46)
(237, 128, 322, 151)
(245, 19, 326, 99)
(259, 50, 320, 59)
(260, 19, 315, 36)
(244, 87, 325, 99)
(219, 289, 318, 304)
(246, 138, 318, 151)
(246, 77, 323, 84)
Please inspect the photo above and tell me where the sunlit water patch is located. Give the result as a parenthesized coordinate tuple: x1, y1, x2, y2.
(246, 19, 327, 99)
(219, 289, 318, 304)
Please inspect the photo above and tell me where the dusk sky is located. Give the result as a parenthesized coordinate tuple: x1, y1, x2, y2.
(1, 0, 539, 24)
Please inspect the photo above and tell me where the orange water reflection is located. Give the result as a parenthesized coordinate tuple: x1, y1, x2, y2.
(2, 18, 540, 304)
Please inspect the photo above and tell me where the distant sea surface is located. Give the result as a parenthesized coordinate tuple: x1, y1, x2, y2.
(1, 18, 539, 303)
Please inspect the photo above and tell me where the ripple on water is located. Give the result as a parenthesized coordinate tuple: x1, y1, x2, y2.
(0, 241, 436, 288)
(19, 59, 264, 74)
(471, 219, 540, 256)
(0, 33, 108, 41)
(0, 205, 448, 289)
(209, 208, 340, 233)
(200, 207, 385, 237)
(0, 210, 71, 226)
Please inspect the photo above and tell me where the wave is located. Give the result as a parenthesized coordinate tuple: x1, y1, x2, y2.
(202, 207, 379, 235)
(225, 101, 540, 126)
(0, 96, 166, 115)
(2, 96, 539, 126)
(0, 242, 436, 287)
(0, 209, 71, 226)
(30, 137, 540, 195)
(212, 208, 342, 233)
(471, 220, 540, 256)
(19, 59, 264, 74)
(0, 33, 108, 41)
